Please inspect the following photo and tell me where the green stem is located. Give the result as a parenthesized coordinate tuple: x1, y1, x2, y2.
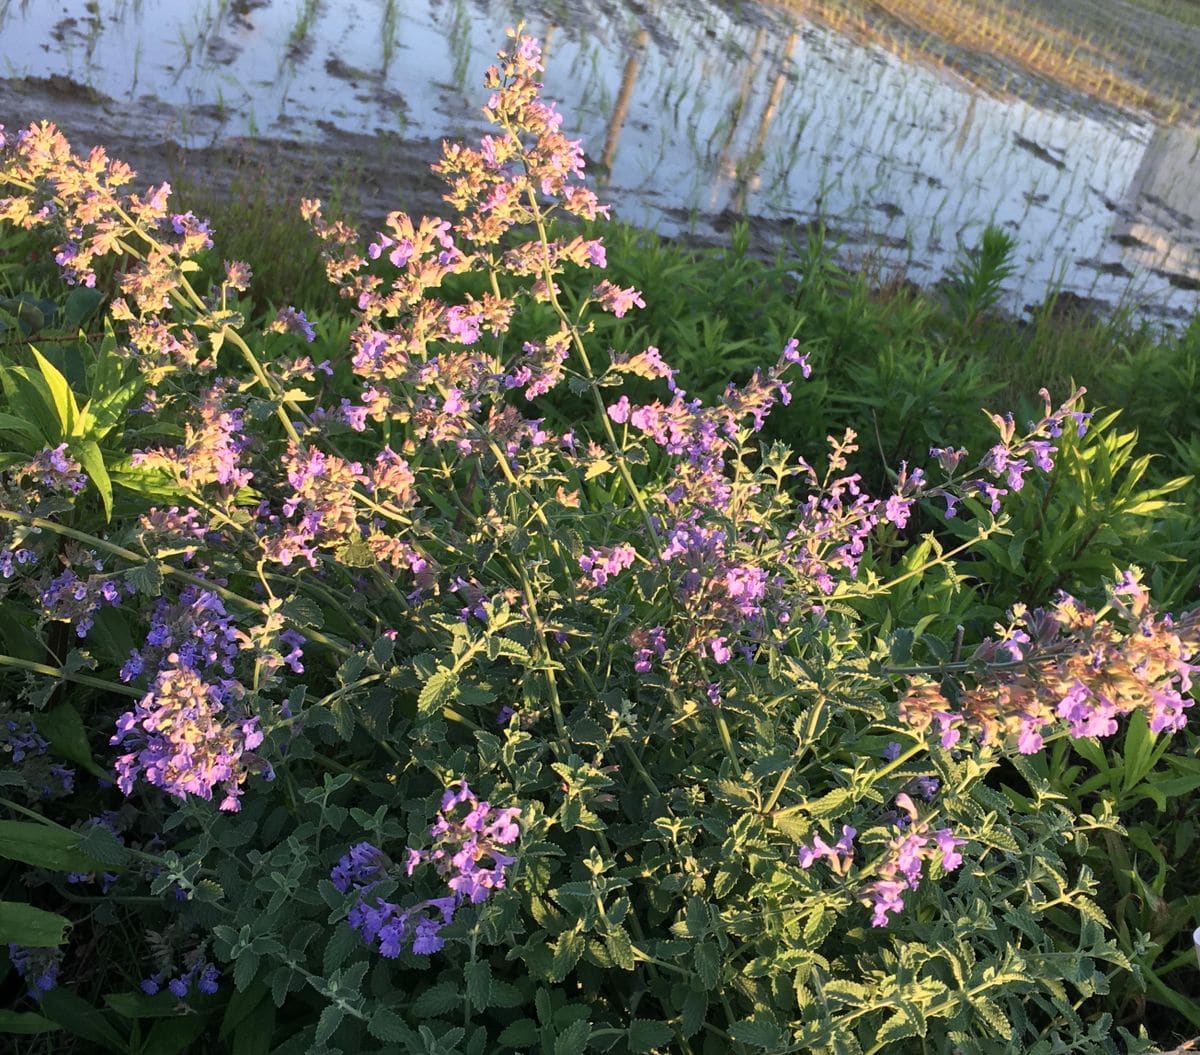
(0, 653, 140, 697)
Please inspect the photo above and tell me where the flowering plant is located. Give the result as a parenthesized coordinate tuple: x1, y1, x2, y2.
(0, 26, 1194, 1054)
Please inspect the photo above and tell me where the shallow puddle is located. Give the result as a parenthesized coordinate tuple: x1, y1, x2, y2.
(1, 0, 1198, 324)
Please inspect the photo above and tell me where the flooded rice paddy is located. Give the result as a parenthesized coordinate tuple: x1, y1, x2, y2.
(1, 0, 1198, 324)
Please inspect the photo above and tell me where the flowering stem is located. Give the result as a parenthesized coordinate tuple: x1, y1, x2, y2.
(0, 652, 140, 697)
(517, 183, 660, 548)
(0, 510, 351, 656)
(220, 326, 303, 446)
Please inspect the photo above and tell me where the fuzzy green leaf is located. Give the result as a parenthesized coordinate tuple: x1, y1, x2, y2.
(628, 1019, 674, 1053)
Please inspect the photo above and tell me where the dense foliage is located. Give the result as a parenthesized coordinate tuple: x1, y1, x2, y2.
(1, 28, 1198, 1055)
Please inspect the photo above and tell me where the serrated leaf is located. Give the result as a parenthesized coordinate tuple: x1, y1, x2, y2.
(314, 1005, 343, 1045)
(280, 593, 325, 630)
(551, 928, 585, 982)
(498, 1019, 539, 1047)
(802, 908, 835, 945)
(628, 1019, 674, 1053)
(824, 980, 870, 1003)
(972, 995, 1011, 1036)
(680, 990, 707, 1038)
(876, 1008, 921, 1046)
(126, 561, 163, 598)
(488, 979, 523, 1009)
(465, 959, 492, 1010)
(234, 951, 260, 992)
(368, 1008, 409, 1043)
(693, 941, 720, 990)
(323, 921, 362, 975)
(412, 982, 461, 1016)
(807, 787, 853, 818)
(418, 667, 459, 716)
(728, 1017, 784, 1049)
(604, 927, 635, 971)
(553, 1019, 591, 1055)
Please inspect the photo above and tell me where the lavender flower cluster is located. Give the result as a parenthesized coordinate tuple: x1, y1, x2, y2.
(797, 794, 966, 928)
(331, 780, 520, 958)
(111, 586, 272, 811)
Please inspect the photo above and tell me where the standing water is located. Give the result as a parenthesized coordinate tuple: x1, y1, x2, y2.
(1, 0, 1197, 324)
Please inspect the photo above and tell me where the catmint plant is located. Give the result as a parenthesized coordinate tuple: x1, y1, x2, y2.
(0, 25, 1191, 1055)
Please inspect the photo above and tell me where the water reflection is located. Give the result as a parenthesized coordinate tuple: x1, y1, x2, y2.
(0, 0, 1195, 323)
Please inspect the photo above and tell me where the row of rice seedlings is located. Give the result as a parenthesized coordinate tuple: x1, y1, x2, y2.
(777, 0, 1200, 123)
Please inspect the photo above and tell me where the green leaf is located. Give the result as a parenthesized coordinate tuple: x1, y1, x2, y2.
(0, 821, 106, 872)
(680, 989, 707, 1038)
(604, 926, 636, 971)
(0, 1010, 61, 1034)
(219, 981, 267, 1040)
(74, 440, 113, 520)
(368, 1008, 410, 1043)
(693, 941, 720, 990)
(36, 702, 108, 779)
(30, 346, 77, 434)
(413, 981, 461, 1016)
(807, 787, 853, 818)
(551, 927, 585, 982)
(39, 989, 125, 1053)
(126, 561, 164, 597)
(142, 1014, 209, 1055)
(314, 1005, 344, 1045)
(553, 1019, 591, 1055)
(0, 411, 45, 449)
(497, 1019, 539, 1047)
(0, 901, 69, 946)
(628, 1019, 674, 1053)
(104, 992, 182, 1018)
(418, 667, 459, 716)
(728, 1017, 784, 1049)
(232, 1003, 274, 1055)
(465, 958, 492, 1010)
(63, 287, 104, 329)
(233, 950, 260, 992)
(876, 1006, 923, 1046)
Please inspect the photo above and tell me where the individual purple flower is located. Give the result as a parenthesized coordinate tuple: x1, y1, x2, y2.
(592, 280, 645, 318)
(913, 776, 940, 800)
(268, 306, 315, 343)
(934, 829, 966, 872)
(707, 636, 732, 664)
(883, 493, 912, 530)
(332, 842, 390, 894)
(781, 338, 813, 378)
(930, 446, 967, 474)
(797, 825, 856, 875)
(445, 305, 483, 345)
(579, 543, 637, 589)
